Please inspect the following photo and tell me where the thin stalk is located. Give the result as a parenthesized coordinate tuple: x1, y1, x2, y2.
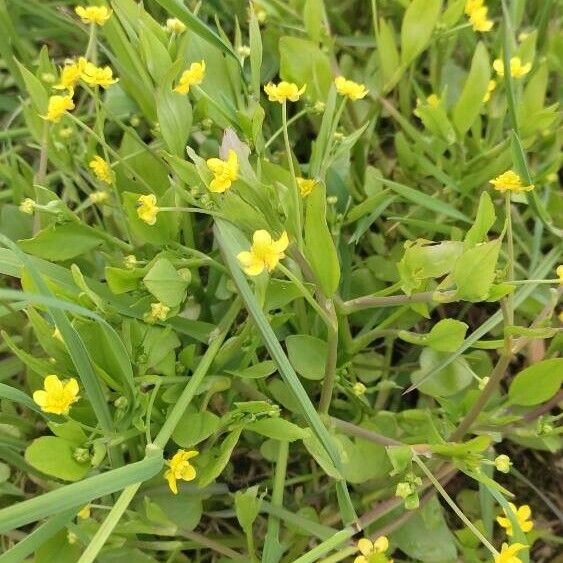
(342, 291, 435, 314)
(265, 107, 310, 149)
(318, 324, 338, 415)
(154, 298, 241, 447)
(505, 193, 515, 325)
(413, 455, 498, 557)
(282, 101, 303, 250)
(277, 263, 335, 330)
(34, 121, 49, 186)
(263, 441, 289, 560)
(449, 352, 511, 441)
(158, 206, 222, 218)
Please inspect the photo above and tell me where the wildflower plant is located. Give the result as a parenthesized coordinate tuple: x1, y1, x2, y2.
(0, 1, 561, 562)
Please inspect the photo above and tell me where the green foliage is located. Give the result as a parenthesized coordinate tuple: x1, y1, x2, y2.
(0, 1, 560, 562)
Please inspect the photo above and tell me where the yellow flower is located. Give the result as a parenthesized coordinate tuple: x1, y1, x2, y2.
(496, 503, 534, 537)
(237, 45, 251, 58)
(136, 194, 159, 225)
(494, 543, 528, 563)
(296, 177, 317, 197)
(19, 198, 36, 214)
(483, 79, 497, 102)
(352, 382, 367, 396)
(494, 454, 512, 473)
(32, 374, 79, 415)
(166, 18, 186, 34)
(264, 81, 306, 103)
(173, 61, 206, 94)
(89, 191, 108, 204)
(493, 57, 532, 78)
(237, 230, 289, 276)
(427, 94, 440, 107)
(75, 5, 112, 25)
(354, 536, 392, 563)
(206, 149, 239, 193)
(556, 265, 563, 285)
(89, 155, 113, 184)
(164, 449, 198, 494)
(124, 254, 138, 269)
(42, 94, 75, 122)
(77, 505, 91, 519)
(148, 302, 170, 322)
(489, 170, 534, 193)
(81, 61, 119, 88)
(469, 6, 493, 32)
(464, 0, 484, 15)
(54, 59, 87, 91)
(334, 76, 368, 100)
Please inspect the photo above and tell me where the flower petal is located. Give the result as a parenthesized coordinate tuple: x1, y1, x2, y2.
(44, 374, 63, 393)
(357, 538, 373, 556)
(33, 390, 47, 407)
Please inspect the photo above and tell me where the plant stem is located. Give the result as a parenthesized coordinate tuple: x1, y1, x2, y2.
(449, 352, 511, 441)
(413, 454, 499, 557)
(263, 441, 289, 560)
(265, 107, 310, 148)
(342, 291, 436, 314)
(277, 263, 335, 330)
(505, 193, 515, 325)
(282, 101, 303, 250)
(318, 321, 338, 415)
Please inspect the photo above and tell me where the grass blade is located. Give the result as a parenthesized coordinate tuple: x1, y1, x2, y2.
(0, 452, 163, 534)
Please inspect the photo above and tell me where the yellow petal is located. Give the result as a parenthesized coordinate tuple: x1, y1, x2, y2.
(44, 374, 63, 393)
(373, 536, 389, 553)
(165, 470, 178, 494)
(33, 390, 48, 407)
(517, 505, 531, 520)
(272, 231, 289, 253)
(65, 378, 79, 397)
(357, 538, 373, 556)
(181, 464, 197, 482)
(252, 230, 272, 247)
(353, 557, 368, 563)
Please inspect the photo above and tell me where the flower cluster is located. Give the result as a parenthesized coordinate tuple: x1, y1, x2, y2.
(264, 81, 306, 103)
(33, 374, 80, 415)
(75, 5, 112, 26)
(137, 194, 160, 225)
(493, 57, 532, 78)
(206, 149, 239, 192)
(354, 536, 393, 563)
(237, 230, 289, 276)
(464, 0, 493, 32)
(489, 170, 534, 193)
(174, 61, 206, 94)
(89, 155, 113, 184)
(164, 449, 199, 494)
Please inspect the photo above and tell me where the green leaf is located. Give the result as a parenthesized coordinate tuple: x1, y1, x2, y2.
(400, 0, 441, 67)
(16, 60, 48, 113)
(227, 361, 277, 379)
(453, 240, 501, 302)
(508, 359, 563, 406)
(198, 427, 242, 488)
(464, 191, 496, 247)
(378, 18, 401, 91)
(279, 36, 332, 101)
(143, 258, 189, 308)
(245, 418, 309, 442)
(392, 497, 458, 561)
(381, 178, 470, 223)
(304, 182, 340, 296)
(18, 224, 104, 261)
(399, 318, 468, 352)
(386, 445, 413, 475)
(453, 42, 490, 136)
(286, 334, 327, 381)
(411, 348, 474, 397)
(431, 436, 491, 458)
(249, 6, 262, 97)
(157, 87, 192, 157)
(171, 409, 220, 448)
(235, 486, 262, 536)
(150, 0, 239, 63)
(25, 437, 90, 482)
(303, 0, 323, 43)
